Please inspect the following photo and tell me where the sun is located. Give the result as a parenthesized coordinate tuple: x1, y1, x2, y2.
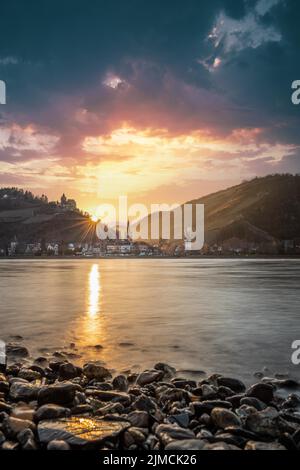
(90, 215, 99, 223)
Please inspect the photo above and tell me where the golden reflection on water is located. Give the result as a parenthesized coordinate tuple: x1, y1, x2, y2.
(88, 263, 101, 317)
(80, 263, 103, 347)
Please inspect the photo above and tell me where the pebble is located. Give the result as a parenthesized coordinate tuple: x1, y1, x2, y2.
(11, 405, 35, 421)
(166, 439, 206, 450)
(2, 416, 35, 438)
(9, 382, 40, 402)
(18, 368, 41, 382)
(245, 440, 286, 450)
(83, 363, 112, 381)
(211, 407, 242, 429)
(203, 441, 241, 450)
(112, 375, 128, 391)
(136, 369, 164, 387)
(246, 383, 274, 404)
(246, 407, 280, 437)
(155, 423, 195, 445)
(154, 363, 176, 379)
(216, 377, 246, 393)
(191, 400, 232, 417)
(34, 404, 70, 421)
(168, 412, 190, 428)
(240, 397, 267, 410)
(38, 416, 129, 447)
(38, 382, 77, 406)
(126, 410, 149, 428)
(0, 347, 300, 451)
(58, 362, 80, 380)
(85, 390, 131, 406)
(47, 439, 71, 450)
(6, 343, 29, 358)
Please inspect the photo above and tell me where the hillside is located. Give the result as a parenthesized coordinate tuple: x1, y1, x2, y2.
(0, 188, 96, 251)
(190, 174, 300, 240)
(146, 174, 300, 254)
(1, 175, 300, 255)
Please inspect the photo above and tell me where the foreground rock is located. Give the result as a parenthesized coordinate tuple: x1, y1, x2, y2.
(211, 408, 242, 429)
(38, 417, 129, 447)
(6, 343, 29, 358)
(38, 382, 77, 406)
(0, 344, 299, 451)
(136, 369, 163, 386)
(9, 382, 40, 402)
(83, 363, 112, 381)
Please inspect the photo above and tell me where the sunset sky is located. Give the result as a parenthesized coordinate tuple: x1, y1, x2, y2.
(0, 0, 300, 214)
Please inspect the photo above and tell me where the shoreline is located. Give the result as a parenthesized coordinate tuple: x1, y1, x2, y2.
(0, 342, 300, 450)
(1, 254, 300, 260)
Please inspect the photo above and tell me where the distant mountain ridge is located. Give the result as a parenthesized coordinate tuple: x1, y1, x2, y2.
(1, 175, 300, 254)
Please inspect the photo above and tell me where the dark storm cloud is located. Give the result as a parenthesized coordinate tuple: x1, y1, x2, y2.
(0, 0, 258, 107)
(0, 0, 300, 177)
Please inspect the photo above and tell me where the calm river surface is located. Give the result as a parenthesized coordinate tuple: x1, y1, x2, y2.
(0, 258, 299, 383)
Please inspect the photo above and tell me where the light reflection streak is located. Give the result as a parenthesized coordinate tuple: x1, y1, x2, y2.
(88, 263, 100, 318)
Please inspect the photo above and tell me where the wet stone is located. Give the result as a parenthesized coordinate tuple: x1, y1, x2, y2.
(47, 439, 71, 450)
(226, 394, 245, 409)
(159, 388, 190, 405)
(211, 408, 242, 429)
(123, 427, 146, 448)
(246, 407, 280, 437)
(38, 416, 130, 447)
(18, 368, 41, 382)
(17, 428, 37, 450)
(281, 394, 300, 409)
(2, 416, 36, 438)
(0, 430, 5, 445)
(92, 382, 113, 391)
(155, 423, 195, 445)
(203, 441, 241, 450)
(38, 382, 77, 406)
(168, 412, 190, 428)
(126, 410, 149, 428)
(0, 379, 9, 395)
(112, 375, 128, 391)
(216, 377, 246, 393)
(132, 395, 157, 412)
(240, 397, 267, 411)
(2, 440, 20, 450)
(71, 404, 93, 415)
(0, 402, 12, 413)
(6, 343, 29, 358)
(11, 405, 35, 421)
(172, 379, 197, 389)
(245, 440, 286, 450)
(85, 390, 131, 406)
(154, 363, 176, 379)
(22, 437, 38, 450)
(165, 439, 206, 450)
(200, 384, 218, 400)
(191, 400, 232, 417)
(246, 383, 274, 404)
(95, 402, 124, 416)
(9, 382, 40, 402)
(83, 363, 112, 381)
(34, 404, 70, 421)
(212, 432, 245, 448)
(58, 362, 80, 380)
(136, 370, 164, 387)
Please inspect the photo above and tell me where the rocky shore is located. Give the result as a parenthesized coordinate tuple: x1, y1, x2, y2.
(0, 342, 300, 451)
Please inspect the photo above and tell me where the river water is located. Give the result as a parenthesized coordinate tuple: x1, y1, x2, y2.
(0, 258, 299, 383)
